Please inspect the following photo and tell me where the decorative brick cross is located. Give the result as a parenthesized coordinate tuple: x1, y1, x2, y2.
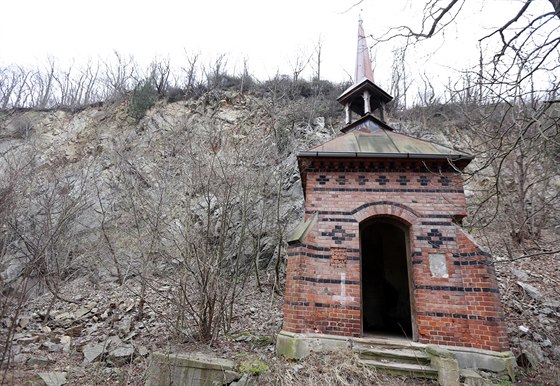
(375, 175, 389, 185)
(438, 176, 450, 186)
(321, 225, 356, 245)
(396, 176, 410, 186)
(418, 175, 430, 186)
(417, 228, 455, 248)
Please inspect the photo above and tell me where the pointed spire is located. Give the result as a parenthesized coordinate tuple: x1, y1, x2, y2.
(355, 18, 374, 83)
(337, 17, 392, 130)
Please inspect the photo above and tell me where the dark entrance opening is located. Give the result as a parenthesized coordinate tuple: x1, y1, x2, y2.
(361, 218, 412, 337)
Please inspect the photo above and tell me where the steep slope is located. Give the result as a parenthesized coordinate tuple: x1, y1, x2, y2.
(0, 92, 558, 384)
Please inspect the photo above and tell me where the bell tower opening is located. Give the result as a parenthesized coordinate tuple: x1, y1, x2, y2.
(361, 217, 413, 338)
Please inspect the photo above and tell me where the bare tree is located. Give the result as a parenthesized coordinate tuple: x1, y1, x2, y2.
(37, 58, 56, 108)
(102, 51, 139, 100)
(181, 50, 201, 96)
(240, 56, 251, 94)
(0, 145, 95, 376)
(289, 47, 313, 83)
(311, 37, 324, 81)
(149, 58, 171, 97)
(0, 66, 31, 109)
(360, 0, 560, 245)
(388, 47, 411, 111)
(361, 0, 560, 101)
(204, 54, 228, 90)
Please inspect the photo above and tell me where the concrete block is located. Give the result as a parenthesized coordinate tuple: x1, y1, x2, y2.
(427, 345, 460, 386)
(145, 352, 239, 386)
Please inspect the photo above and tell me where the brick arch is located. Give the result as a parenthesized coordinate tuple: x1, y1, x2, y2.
(352, 201, 420, 226)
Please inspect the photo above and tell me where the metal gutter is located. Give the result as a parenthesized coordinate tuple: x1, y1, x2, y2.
(297, 151, 474, 161)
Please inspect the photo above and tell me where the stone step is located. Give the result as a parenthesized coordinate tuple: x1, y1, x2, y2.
(353, 346, 431, 365)
(359, 359, 438, 379)
(351, 336, 427, 351)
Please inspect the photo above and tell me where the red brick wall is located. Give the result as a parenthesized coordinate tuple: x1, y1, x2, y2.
(283, 157, 510, 352)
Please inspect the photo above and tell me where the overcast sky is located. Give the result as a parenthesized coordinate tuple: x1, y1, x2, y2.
(0, 0, 555, 89)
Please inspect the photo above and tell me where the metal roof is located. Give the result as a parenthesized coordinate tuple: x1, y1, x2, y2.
(300, 120, 473, 162)
(337, 78, 393, 106)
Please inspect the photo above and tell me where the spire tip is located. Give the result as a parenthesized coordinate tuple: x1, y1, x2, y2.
(355, 19, 374, 83)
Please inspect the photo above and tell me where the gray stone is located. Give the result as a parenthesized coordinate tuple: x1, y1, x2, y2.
(292, 364, 304, 372)
(43, 342, 64, 353)
(18, 316, 31, 328)
(123, 331, 138, 342)
(427, 346, 460, 386)
(137, 345, 149, 357)
(540, 307, 553, 315)
(27, 356, 52, 367)
(460, 369, 485, 386)
(74, 307, 91, 319)
(511, 269, 529, 281)
(36, 371, 67, 386)
(22, 343, 39, 353)
(102, 367, 115, 376)
(517, 282, 542, 301)
(429, 253, 449, 278)
(276, 331, 350, 359)
(518, 340, 544, 368)
(1, 259, 25, 283)
(105, 335, 123, 350)
(17, 335, 40, 344)
(10, 344, 22, 356)
(145, 352, 239, 386)
(552, 346, 560, 360)
(82, 342, 106, 363)
(13, 354, 28, 365)
(108, 345, 135, 366)
(53, 312, 72, 321)
(449, 347, 516, 381)
(427, 345, 455, 359)
(99, 310, 109, 320)
(230, 374, 252, 386)
(60, 336, 71, 344)
(118, 316, 133, 335)
(543, 298, 560, 309)
(233, 334, 252, 342)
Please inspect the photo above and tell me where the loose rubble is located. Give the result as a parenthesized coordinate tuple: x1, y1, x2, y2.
(1, 275, 284, 384)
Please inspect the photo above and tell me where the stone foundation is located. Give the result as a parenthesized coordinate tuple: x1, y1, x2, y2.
(276, 331, 516, 380)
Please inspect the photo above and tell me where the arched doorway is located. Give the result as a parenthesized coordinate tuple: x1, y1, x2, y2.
(361, 217, 413, 338)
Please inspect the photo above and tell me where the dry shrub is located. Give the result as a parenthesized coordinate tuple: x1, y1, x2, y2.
(259, 349, 435, 386)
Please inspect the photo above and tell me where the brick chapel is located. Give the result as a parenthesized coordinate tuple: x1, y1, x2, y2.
(277, 20, 512, 361)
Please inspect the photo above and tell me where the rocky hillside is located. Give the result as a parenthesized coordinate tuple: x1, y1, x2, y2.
(0, 90, 559, 385)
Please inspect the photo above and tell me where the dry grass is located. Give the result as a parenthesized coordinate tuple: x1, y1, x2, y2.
(516, 364, 560, 386)
(258, 350, 436, 386)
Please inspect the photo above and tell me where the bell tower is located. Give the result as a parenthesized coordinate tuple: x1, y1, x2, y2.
(338, 19, 392, 127)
